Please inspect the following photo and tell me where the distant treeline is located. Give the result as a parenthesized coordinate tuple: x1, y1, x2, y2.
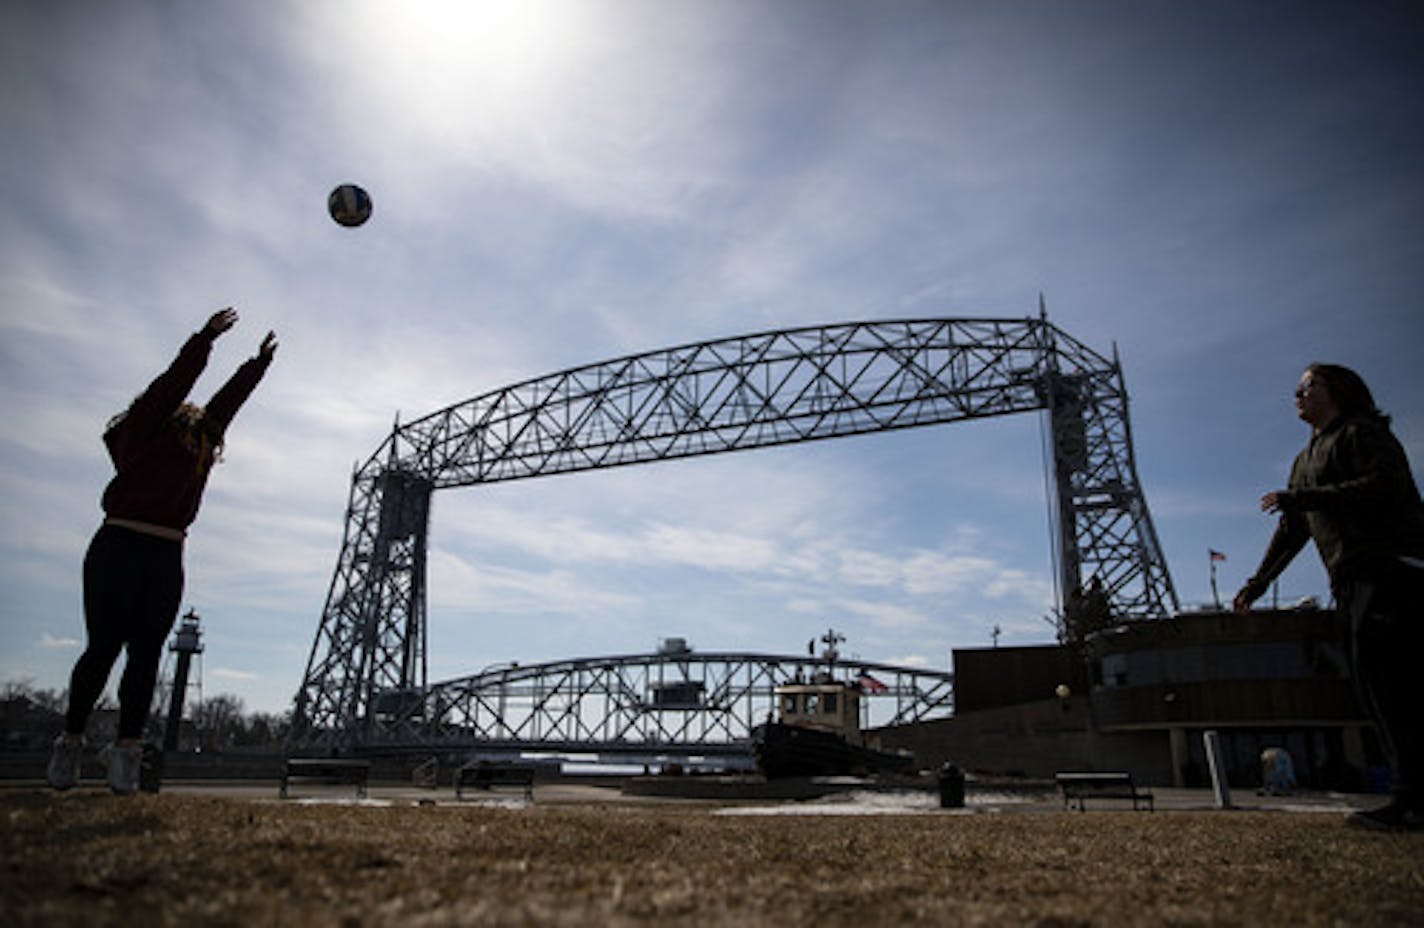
(1, 679, 291, 751)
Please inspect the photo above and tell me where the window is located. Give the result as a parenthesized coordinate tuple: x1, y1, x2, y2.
(1099, 641, 1311, 687)
(1101, 653, 1128, 687)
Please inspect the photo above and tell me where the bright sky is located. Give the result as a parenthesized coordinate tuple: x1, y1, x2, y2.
(3, 1, 1421, 716)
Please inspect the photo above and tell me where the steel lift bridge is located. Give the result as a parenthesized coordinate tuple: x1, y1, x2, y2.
(289, 311, 1178, 758)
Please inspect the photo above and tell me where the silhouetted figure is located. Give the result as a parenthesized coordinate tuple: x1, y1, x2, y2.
(48, 308, 276, 794)
(1234, 363, 1424, 831)
(1062, 576, 1114, 646)
(1259, 747, 1296, 796)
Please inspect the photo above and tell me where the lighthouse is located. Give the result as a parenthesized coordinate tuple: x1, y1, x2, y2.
(161, 608, 204, 752)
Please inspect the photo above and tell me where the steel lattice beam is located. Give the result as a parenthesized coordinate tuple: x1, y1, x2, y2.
(365, 652, 954, 759)
(289, 314, 1177, 751)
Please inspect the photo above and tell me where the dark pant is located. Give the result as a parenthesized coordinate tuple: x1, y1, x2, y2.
(1340, 563, 1424, 808)
(65, 524, 184, 740)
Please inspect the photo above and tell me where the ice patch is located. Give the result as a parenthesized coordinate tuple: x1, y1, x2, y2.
(454, 797, 530, 810)
(714, 789, 1034, 816)
(287, 795, 531, 810)
(1275, 804, 1357, 814)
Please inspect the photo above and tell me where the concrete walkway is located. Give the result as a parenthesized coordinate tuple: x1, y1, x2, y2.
(2, 777, 1382, 817)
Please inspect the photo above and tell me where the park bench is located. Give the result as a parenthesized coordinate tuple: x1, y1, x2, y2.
(1055, 771, 1154, 811)
(456, 760, 536, 801)
(279, 757, 371, 800)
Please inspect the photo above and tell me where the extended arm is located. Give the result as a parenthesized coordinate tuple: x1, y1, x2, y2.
(1233, 512, 1310, 612)
(204, 328, 277, 432)
(106, 309, 236, 449)
(1234, 446, 1313, 613)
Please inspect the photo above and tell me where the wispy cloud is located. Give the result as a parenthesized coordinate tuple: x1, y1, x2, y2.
(2, 1, 1418, 714)
(211, 668, 260, 683)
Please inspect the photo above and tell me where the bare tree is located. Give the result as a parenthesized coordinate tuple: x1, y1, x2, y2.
(192, 694, 246, 752)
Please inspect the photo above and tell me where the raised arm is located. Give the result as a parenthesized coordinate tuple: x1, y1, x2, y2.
(108, 309, 236, 444)
(204, 327, 277, 432)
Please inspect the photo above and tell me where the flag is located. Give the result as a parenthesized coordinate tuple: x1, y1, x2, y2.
(857, 673, 889, 694)
(1210, 549, 1227, 562)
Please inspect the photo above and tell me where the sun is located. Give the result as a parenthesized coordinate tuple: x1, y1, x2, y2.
(360, 0, 587, 95)
(328, 0, 600, 155)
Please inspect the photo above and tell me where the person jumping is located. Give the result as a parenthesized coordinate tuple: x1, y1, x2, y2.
(48, 308, 276, 794)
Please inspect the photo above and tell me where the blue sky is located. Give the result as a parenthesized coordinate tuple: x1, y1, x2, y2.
(3, 1, 1421, 716)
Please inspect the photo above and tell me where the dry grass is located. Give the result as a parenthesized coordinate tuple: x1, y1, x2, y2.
(3, 789, 1422, 927)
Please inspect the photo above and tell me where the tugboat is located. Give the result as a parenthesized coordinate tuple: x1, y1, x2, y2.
(751, 630, 917, 779)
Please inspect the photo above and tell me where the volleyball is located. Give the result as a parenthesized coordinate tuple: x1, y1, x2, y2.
(327, 184, 373, 228)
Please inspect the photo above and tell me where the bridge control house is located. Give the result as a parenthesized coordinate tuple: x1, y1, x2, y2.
(881, 605, 1380, 791)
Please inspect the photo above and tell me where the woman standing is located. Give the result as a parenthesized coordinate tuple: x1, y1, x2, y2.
(1235, 363, 1424, 831)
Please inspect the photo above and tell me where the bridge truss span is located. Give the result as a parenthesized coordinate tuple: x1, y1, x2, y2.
(397, 317, 1062, 485)
(291, 312, 1178, 751)
(367, 652, 955, 760)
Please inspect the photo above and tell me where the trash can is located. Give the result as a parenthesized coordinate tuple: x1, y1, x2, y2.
(139, 743, 164, 794)
(938, 763, 965, 809)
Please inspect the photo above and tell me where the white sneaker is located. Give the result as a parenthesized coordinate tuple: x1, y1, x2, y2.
(47, 734, 84, 790)
(105, 741, 143, 796)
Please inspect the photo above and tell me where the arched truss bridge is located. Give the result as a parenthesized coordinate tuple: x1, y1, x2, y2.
(290, 311, 1178, 752)
(363, 649, 954, 762)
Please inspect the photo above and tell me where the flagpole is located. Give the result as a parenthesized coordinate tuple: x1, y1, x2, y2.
(1209, 549, 1223, 610)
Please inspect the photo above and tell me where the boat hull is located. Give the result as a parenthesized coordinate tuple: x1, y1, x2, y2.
(751, 721, 915, 779)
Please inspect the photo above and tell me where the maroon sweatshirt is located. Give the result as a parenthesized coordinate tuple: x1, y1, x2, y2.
(100, 328, 272, 532)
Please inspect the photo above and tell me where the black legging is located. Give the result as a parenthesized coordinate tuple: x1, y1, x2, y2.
(1341, 563, 1424, 808)
(65, 524, 184, 739)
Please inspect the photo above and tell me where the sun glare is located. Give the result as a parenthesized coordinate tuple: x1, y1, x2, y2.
(358, 0, 589, 110)
(325, 0, 616, 166)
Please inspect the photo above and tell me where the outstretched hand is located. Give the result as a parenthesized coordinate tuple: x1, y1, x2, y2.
(205, 307, 238, 336)
(258, 331, 278, 361)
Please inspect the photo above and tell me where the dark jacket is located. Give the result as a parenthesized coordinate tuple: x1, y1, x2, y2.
(100, 328, 271, 531)
(1246, 414, 1424, 595)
